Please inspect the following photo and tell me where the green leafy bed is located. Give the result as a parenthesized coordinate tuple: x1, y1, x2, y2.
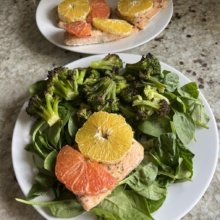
(16, 54, 209, 220)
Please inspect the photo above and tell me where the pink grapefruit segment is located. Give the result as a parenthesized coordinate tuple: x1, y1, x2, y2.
(87, 0, 111, 23)
(63, 21, 92, 37)
(55, 145, 116, 196)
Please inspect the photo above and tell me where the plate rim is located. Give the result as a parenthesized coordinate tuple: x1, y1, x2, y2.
(12, 53, 219, 220)
(35, 0, 173, 54)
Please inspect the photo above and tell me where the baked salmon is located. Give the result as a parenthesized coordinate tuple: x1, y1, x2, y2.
(55, 139, 144, 210)
(78, 139, 144, 210)
(116, 0, 167, 29)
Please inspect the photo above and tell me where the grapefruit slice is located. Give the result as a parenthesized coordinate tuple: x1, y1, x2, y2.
(55, 145, 116, 196)
(63, 21, 92, 37)
(87, 0, 111, 23)
(75, 111, 133, 164)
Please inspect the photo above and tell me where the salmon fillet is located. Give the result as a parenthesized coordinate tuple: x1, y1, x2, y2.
(79, 139, 144, 211)
(63, 28, 138, 46)
(116, 0, 167, 29)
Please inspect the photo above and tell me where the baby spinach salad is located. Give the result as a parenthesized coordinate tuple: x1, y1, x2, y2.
(16, 54, 209, 220)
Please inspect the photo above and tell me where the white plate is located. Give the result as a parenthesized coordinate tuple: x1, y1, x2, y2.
(35, 0, 173, 54)
(12, 54, 219, 220)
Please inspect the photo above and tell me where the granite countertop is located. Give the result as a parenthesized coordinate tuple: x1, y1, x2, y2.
(0, 0, 219, 219)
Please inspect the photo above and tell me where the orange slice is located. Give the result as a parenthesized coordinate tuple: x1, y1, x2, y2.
(55, 145, 116, 196)
(117, 0, 153, 18)
(58, 0, 91, 23)
(75, 111, 133, 164)
(92, 18, 134, 37)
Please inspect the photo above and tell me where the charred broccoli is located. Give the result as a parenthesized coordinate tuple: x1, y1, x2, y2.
(84, 76, 119, 112)
(76, 104, 93, 125)
(83, 69, 100, 85)
(26, 92, 60, 126)
(132, 85, 170, 120)
(126, 53, 161, 76)
(47, 67, 86, 101)
(119, 84, 140, 103)
(90, 54, 123, 72)
(124, 53, 167, 92)
(113, 75, 128, 94)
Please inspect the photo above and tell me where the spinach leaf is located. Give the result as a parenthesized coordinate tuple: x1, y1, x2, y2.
(27, 170, 56, 200)
(44, 150, 57, 173)
(92, 187, 153, 220)
(26, 183, 48, 200)
(147, 196, 166, 213)
(172, 97, 187, 113)
(68, 112, 78, 137)
(138, 116, 171, 137)
(142, 182, 167, 200)
(48, 200, 84, 218)
(190, 101, 210, 128)
(47, 121, 63, 148)
(150, 133, 194, 181)
(162, 70, 179, 92)
(173, 112, 195, 145)
(16, 198, 84, 218)
(28, 120, 50, 159)
(121, 162, 158, 186)
(178, 82, 199, 99)
(120, 162, 167, 201)
(174, 142, 194, 181)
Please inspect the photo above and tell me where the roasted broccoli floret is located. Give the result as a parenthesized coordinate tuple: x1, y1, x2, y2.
(84, 76, 119, 112)
(157, 99, 171, 116)
(114, 75, 128, 94)
(90, 54, 123, 72)
(132, 85, 170, 119)
(73, 68, 87, 85)
(47, 67, 86, 101)
(144, 85, 169, 103)
(126, 53, 161, 76)
(76, 104, 93, 125)
(119, 85, 140, 103)
(83, 69, 100, 85)
(123, 53, 167, 93)
(26, 92, 60, 126)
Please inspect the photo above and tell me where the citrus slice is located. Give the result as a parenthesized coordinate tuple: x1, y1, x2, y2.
(55, 145, 116, 196)
(58, 0, 90, 23)
(64, 21, 92, 37)
(92, 18, 134, 37)
(75, 111, 133, 164)
(117, 0, 153, 18)
(87, 0, 111, 23)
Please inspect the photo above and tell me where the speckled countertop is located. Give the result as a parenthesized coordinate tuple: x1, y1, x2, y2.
(0, 0, 219, 219)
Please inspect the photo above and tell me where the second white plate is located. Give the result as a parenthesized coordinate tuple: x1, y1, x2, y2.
(36, 0, 173, 54)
